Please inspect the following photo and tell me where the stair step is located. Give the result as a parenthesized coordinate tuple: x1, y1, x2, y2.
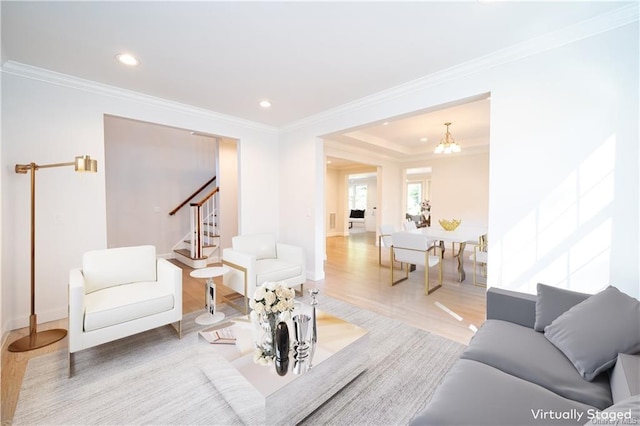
(191, 231, 219, 238)
(174, 248, 207, 260)
(182, 241, 217, 248)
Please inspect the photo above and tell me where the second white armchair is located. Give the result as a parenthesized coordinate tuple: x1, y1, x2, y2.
(222, 233, 306, 313)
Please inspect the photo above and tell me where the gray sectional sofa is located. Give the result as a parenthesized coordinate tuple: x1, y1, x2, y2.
(411, 285, 640, 425)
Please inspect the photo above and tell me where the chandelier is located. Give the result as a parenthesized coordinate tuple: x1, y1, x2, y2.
(434, 122, 461, 154)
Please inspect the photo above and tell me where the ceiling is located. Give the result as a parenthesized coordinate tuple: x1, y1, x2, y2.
(325, 94, 491, 165)
(1, 1, 628, 129)
(2, 2, 631, 168)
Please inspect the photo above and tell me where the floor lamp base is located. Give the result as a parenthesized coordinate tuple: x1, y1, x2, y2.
(8, 329, 67, 352)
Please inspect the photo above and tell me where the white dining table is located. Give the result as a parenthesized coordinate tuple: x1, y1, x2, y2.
(407, 226, 487, 282)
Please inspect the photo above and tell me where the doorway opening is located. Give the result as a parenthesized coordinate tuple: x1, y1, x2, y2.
(103, 115, 239, 265)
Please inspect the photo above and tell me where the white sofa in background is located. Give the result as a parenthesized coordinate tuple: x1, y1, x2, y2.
(222, 233, 305, 313)
(68, 245, 182, 376)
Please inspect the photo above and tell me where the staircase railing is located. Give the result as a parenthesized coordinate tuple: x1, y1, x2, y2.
(169, 176, 216, 216)
(189, 187, 220, 259)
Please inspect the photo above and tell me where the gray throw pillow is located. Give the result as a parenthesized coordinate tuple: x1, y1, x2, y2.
(544, 286, 640, 381)
(534, 283, 590, 332)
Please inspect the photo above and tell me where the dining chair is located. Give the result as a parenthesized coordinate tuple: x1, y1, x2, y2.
(402, 220, 417, 231)
(468, 234, 488, 287)
(378, 224, 394, 267)
(390, 232, 443, 295)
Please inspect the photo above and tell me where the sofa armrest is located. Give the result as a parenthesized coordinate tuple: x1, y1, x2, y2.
(157, 258, 182, 312)
(68, 268, 86, 353)
(486, 287, 537, 329)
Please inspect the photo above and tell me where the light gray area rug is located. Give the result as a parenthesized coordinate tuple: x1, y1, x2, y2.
(14, 295, 465, 425)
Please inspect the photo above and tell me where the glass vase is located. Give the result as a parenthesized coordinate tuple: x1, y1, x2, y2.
(256, 312, 280, 361)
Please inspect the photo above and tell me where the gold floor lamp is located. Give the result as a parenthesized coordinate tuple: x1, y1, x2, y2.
(8, 155, 98, 352)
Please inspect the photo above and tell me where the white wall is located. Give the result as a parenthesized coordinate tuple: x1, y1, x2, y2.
(278, 133, 321, 278)
(325, 168, 340, 237)
(428, 152, 489, 230)
(218, 138, 239, 251)
(1, 70, 279, 333)
(282, 21, 639, 298)
(364, 178, 377, 232)
(488, 24, 638, 297)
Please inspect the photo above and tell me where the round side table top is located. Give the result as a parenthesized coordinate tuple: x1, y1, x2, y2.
(189, 265, 230, 279)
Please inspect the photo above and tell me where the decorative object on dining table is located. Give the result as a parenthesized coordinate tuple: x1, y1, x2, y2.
(274, 321, 290, 376)
(439, 218, 461, 231)
(293, 313, 312, 374)
(420, 199, 431, 227)
(249, 281, 296, 365)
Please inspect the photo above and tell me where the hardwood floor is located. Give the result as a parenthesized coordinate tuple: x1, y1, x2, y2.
(1, 232, 486, 424)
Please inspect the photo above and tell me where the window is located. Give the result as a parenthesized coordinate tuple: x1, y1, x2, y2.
(349, 183, 367, 210)
(407, 182, 422, 215)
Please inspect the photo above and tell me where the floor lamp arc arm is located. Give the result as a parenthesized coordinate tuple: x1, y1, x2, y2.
(8, 155, 98, 353)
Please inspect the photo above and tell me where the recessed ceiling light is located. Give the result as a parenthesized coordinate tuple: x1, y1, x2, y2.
(115, 53, 140, 66)
(421, 137, 428, 142)
(382, 122, 389, 126)
(259, 100, 272, 109)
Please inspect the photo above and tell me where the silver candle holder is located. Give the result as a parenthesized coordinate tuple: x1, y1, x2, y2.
(292, 314, 311, 374)
(290, 289, 320, 375)
(309, 288, 319, 368)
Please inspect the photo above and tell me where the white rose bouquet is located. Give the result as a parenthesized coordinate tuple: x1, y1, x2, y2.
(249, 281, 296, 365)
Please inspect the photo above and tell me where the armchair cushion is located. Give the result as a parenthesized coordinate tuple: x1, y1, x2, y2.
(231, 233, 277, 260)
(82, 245, 157, 294)
(84, 281, 175, 332)
(256, 259, 303, 284)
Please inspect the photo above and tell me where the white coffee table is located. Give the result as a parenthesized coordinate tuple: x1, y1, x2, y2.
(197, 306, 369, 425)
(189, 266, 229, 325)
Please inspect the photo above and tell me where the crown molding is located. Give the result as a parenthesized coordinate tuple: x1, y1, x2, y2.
(1, 61, 280, 134)
(2, 4, 636, 136)
(283, 3, 639, 133)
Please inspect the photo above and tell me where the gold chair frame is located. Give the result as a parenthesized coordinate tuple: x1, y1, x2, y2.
(390, 244, 443, 295)
(469, 234, 488, 287)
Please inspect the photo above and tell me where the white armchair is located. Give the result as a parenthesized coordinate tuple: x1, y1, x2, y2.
(68, 245, 182, 376)
(222, 233, 305, 313)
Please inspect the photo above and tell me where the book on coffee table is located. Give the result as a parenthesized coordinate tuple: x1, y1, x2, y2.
(199, 323, 237, 345)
